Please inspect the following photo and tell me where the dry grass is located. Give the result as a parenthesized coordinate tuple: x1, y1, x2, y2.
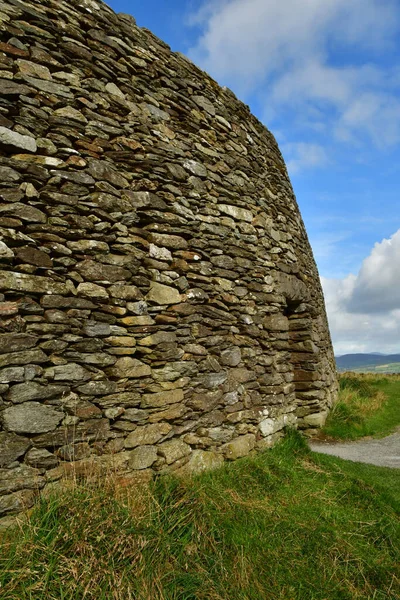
(1, 431, 399, 600)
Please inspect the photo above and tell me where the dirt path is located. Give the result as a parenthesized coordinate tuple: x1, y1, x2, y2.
(309, 431, 400, 469)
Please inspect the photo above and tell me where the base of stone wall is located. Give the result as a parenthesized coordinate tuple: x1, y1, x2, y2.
(0, 429, 292, 528)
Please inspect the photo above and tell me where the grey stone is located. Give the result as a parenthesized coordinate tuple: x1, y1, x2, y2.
(17, 59, 52, 80)
(0, 271, 70, 295)
(108, 357, 151, 378)
(108, 284, 143, 300)
(141, 389, 184, 408)
(198, 372, 227, 389)
(183, 159, 207, 178)
(122, 408, 147, 422)
(0, 241, 14, 259)
(104, 407, 124, 420)
(0, 349, 47, 368)
(25, 448, 58, 469)
(0, 333, 37, 354)
(152, 362, 197, 382)
(220, 347, 242, 367)
(105, 82, 125, 98)
(222, 434, 256, 460)
(146, 282, 181, 305)
(77, 282, 109, 299)
(2, 402, 63, 434)
(262, 314, 289, 332)
(0, 203, 46, 223)
(0, 80, 32, 96)
(148, 233, 188, 250)
(0, 126, 37, 152)
(57, 442, 92, 461)
(193, 96, 216, 116)
(158, 439, 191, 465)
(138, 331, 176, 346)
(33, 419, 110, 448)
(128, 445, 158, 470)
(6, 382, 68, 404)
(0, 432, 31, 467)
(259, 415, 293, 437)
(126, 301, 148, 315)
(77, 260, 130, 283)
(149, 244, 172, 261)
(24, 77, 72, 97)
(126, 191, 167, 210)
(0, 490, 36, 516)
(83, 321, 111, 337)
(76, 381, 118, 396)
(125, 423, 172, 448)
(218, 204, 253, 222)
(0, 166, 20, 182)
(0, 465, 44, 495)
(179, 450, 223, 475)
(146, 104, 170, 121)
(302, 411, 328, 428)
(52, 106, 87, 123)
(0, 367, 25, 383)
(50, 363, 92, 382)
(88, 159, 129, 189)
(67, 240, 109, 254)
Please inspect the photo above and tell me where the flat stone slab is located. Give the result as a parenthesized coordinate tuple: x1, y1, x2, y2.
(310, 431, 400, 469)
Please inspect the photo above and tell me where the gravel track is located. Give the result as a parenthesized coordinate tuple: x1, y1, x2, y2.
(309, 431, 400, 469)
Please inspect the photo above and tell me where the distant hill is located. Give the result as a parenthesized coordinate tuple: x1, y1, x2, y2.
(336, 353, 400, 372)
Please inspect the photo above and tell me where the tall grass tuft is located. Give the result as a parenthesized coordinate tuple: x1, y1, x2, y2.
(322, 372, 400, 440)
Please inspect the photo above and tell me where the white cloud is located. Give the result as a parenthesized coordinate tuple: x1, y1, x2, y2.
(189, 0, 400, 151)
(322, 230, 400, 354)
(347, 230, 400, 313)
(282, 142, 328, 174)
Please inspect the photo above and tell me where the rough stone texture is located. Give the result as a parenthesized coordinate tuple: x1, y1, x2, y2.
(1, 403, 63, 434)
(128, 446, 158, 470)
(0, 432, 31, 467)
(0, 0, 337, 517)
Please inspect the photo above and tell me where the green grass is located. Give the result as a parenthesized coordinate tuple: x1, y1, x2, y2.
(1, 431, 399, 600)
(343, 362, 400, 374)
(322, 373, 400, 440)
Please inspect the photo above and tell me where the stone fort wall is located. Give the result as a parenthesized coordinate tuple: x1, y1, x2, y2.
(0, 0, 337, 517)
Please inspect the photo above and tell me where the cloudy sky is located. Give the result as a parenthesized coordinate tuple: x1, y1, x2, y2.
(109, 0, 400, 355)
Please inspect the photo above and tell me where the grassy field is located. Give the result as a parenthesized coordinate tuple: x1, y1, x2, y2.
(345, 363, 400, 374)
(321, 373, 400, 440)
(1, 431, 399, 600)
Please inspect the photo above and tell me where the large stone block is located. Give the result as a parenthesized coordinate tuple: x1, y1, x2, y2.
(0, 333, 37, 354)
(128, 446, 158, 470)
(146, 282, 182, 305)
(125, 423, 172, 448)
(222, 434, 256, 460)
(141, 389, 184, 409)
(6, 382, 69, 404)
(158, 439, 191, 464)
(0, 271, 71, 295)
(1, 403, 64, 434)
(0, 432, 31, 467)
(177, 450, 224, 475)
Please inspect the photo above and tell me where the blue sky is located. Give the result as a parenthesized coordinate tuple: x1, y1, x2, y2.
(108, 0, 400, 355)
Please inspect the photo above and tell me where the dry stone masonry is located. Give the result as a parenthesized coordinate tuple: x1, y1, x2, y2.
(0, 0, 337, 518)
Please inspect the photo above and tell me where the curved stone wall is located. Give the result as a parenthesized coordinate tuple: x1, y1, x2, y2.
(0, 0, 337, 517)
